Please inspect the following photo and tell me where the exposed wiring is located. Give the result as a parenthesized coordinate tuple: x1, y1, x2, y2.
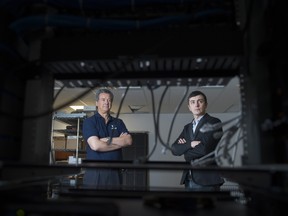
(144, 84, 189, 160)
(53, 85, 65, 101)
(154, 84, 169, 147)
(115, 85, 130, 119)
(191, 115, 244, 167)
(200, 114, 242, 132)
(165, 85, 189, 148)
(142, 83, 161, 161)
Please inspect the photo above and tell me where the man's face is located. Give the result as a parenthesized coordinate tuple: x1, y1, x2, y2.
(188, 95, 207, 116)
(96, 93, 112, 113)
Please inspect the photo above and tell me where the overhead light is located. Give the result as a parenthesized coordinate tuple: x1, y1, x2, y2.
(118, 86, 141, 89)
(83, 106, 96, 111)
(70, 105, 84, 110)
(200, 85, 225, 88)
(128, 105, 145, 113)
(139, 60, 150, 68)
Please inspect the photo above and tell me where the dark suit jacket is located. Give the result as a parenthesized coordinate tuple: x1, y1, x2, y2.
(171, 113, 224, 186)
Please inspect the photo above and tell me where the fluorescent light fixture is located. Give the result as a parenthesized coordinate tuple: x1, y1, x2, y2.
(200, 85, 225, 88)
(70, 105, 84, 110)
(83, 106, 96, 111)
(128, 105, 145, 112)
(118, 86, 141, 89)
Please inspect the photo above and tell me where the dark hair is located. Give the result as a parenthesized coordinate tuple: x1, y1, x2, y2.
(95, 88, 114, 102)
(187, 90, 207, 104)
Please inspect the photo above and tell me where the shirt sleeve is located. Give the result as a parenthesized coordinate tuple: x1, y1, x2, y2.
(82, 117, 98, 141)
(116, 119, 129, 134)
(171, 128, 191, 156)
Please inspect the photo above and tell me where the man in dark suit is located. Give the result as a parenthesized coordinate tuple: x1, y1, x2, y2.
(171, 90, 224, 191)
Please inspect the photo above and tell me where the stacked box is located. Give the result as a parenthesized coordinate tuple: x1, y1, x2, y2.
(53, 136, 66, 149)
(66, 136, 83, 149)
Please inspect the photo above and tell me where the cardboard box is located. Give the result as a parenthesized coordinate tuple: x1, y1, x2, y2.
(55, 151, 74, 161)
(53, 136, 66, 149)
(66, 136, 83, 149)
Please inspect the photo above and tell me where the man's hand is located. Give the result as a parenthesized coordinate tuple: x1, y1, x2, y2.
(119, 132, 128, 137)
(191, 141, 201, 148)
(177, 138, 186, 144)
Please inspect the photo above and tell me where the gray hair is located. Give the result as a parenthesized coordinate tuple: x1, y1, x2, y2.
(95, 88, 114, 102)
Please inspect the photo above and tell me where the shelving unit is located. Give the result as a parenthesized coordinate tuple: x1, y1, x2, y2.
(50, 112, 87, 164)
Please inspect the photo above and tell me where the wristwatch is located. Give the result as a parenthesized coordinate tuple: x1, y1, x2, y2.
(107, 137, 112, 144)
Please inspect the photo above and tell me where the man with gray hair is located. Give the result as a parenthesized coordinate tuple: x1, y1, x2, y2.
(82, 88, 132, 187)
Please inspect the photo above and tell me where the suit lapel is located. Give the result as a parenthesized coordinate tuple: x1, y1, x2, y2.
(194, 114, 209, 136)
(188, 122, 194, 139)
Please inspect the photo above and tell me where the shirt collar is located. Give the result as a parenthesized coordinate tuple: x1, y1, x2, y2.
(193, 115, 204, 124)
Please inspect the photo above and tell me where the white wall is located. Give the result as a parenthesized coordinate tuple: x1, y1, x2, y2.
(119, 112, 243, 188)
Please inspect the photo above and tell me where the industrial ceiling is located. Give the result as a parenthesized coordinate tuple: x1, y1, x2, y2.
(0, 0, 244, 114)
